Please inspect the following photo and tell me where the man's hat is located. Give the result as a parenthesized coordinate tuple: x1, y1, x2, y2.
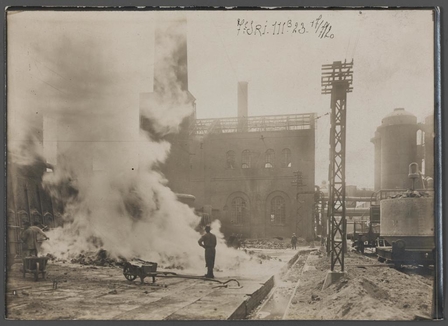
(205, 225, 211, 231)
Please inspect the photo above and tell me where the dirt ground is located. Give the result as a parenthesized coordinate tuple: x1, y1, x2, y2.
(5, 246, 434, 321)
(4, 248, 297, 320)
(284, 249, 434, 320)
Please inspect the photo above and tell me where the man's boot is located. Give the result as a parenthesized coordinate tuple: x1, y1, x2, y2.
(206, 267, 214, 278)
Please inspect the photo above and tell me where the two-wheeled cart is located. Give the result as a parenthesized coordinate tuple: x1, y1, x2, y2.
(123, 262, 158, 284)
(23, 256, 49, 281)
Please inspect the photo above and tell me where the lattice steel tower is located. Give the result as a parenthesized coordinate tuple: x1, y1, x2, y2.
(321, 60, 353, 272)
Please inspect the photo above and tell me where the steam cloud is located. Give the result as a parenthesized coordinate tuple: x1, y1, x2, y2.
(4, 14, 257, 275)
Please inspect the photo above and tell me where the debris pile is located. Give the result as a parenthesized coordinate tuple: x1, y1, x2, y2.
(243, 250, 280, 262)
(243, 237, 305, 249)
(45, 253, 57, 261)
(389, 190, 430, 199)
(70, 249, 125, 267)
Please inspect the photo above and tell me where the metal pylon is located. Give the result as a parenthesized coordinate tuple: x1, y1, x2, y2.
(321, 60, 353, 272)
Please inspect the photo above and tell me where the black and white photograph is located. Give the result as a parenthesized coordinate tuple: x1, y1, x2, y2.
(5, 8, 439, 320)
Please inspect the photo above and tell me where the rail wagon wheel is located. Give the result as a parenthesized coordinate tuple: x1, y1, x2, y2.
(123, 265, 137, 281)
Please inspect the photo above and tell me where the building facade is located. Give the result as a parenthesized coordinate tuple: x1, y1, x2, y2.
(138, 18, 318, 240)
(187, 113, 316, 239)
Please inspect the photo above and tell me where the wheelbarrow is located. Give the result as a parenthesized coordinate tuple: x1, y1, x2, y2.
(123, 262, 158, 284)
(23, 256, 49, 281)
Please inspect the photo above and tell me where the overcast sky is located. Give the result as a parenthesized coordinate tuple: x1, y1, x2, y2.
(8, 9, 434, 188)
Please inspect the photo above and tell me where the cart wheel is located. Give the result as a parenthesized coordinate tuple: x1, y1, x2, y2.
(123, 265, 137, 281)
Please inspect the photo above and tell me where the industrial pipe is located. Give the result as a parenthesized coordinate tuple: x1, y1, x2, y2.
(322, 196, 374, 202)
(322, 207, 370, 216)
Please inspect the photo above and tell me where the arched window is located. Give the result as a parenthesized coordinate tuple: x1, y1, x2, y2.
(270, 196, 286, 224)
(43, 212, 54, 226)
(231, 197, 246, 224)
(242, 150, 251, 169)
(265, 149, 275, 168)
(31, 209, 42, 225)
(17, 210, 29, 227)
(226, 151, 236, 169)
(282, 148, 292, 168)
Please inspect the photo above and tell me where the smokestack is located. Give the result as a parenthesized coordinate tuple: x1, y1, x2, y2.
(237, 82, 248, 132)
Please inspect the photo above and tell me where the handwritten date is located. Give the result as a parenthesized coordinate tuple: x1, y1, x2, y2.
(237, 15, 334, 39)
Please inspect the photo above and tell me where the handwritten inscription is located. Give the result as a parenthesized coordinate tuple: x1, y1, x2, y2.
(237, 15, 334, 39)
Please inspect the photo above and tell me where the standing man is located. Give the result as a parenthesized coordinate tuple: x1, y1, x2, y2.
(198, 225, 217, 278)
(21, 221, 49, 257)
(291, 233, 298, 250)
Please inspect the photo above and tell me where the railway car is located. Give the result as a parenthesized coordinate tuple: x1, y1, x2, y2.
(351, 205, 380, 253)
(375, 194, 434, 267)
(353, 220, 380, 253)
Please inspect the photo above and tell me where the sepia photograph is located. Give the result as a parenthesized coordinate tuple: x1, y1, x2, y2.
(5, 8, 439, 320)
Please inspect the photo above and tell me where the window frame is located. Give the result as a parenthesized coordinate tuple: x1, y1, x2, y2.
(264, 149, 275, 168)
(231, 196, 247, 225)
(241, 149, 251, 169)
(281, 148, 292, 168)
(270, 196, 286, 225)
(226, 150, 236, 169)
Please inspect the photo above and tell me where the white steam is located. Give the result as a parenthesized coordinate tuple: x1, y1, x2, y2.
(30, 15, 260, 275)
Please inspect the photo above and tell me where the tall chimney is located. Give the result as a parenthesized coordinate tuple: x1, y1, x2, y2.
(237, 82, 248, 132)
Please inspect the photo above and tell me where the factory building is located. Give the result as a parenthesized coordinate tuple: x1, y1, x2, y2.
(140, 19, 317, 240)
(157, 90, 317, 240)
(7, 18, 317, 249)
(188, 91, 316, 239)
(6, 115, 57, 268)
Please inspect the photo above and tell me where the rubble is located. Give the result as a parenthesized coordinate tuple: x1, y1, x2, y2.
(243, 238, 305, 250)
(70, 249, 125, 267)
(46, 253, 57, 261)
(389, 190, 430, 199)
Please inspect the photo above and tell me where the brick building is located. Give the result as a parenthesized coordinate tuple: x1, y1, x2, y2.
(140, 19, 317, 240)
(188, 109, 316, 239)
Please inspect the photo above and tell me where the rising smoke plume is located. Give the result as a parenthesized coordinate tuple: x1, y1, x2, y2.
(7, 13, 258, 275)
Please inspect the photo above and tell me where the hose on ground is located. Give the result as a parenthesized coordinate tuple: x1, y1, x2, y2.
(153, 272, 242, 288)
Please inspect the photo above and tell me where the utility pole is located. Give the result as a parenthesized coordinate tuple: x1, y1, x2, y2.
(314, 186, 325, 245)
(291, 171, 305, 236)
(321, 60, 353, 287)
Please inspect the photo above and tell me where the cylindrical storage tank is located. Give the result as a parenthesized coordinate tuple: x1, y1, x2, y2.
(371, 130, 382, 191)
(378, 108, 419, 189)
(424, 114, 434, 179)
(380, 196, 434, 249)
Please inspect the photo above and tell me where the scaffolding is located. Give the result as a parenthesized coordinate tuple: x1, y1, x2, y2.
(191, 113, 316, 135)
